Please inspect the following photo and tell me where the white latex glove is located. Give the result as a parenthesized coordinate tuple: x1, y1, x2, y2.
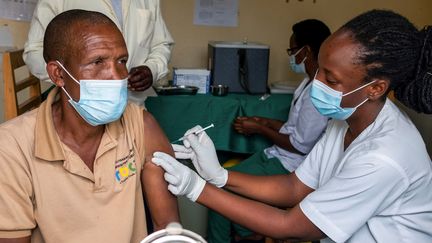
(152, 152, 206, 202)
(173, 125, 228, 188)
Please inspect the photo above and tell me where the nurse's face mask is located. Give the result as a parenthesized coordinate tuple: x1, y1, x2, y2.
(310, 75, 376, 120)
(289, 46, 307, 74)
(56, 61, 128, 126)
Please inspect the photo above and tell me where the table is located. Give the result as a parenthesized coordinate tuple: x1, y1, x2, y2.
(145, 93, 293, 154)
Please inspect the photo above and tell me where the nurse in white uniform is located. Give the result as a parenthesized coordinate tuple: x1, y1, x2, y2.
(152, 9, 432, 243)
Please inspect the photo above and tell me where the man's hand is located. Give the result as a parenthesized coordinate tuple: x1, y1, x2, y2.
(128, 65, 153, 91)
(233, 116, 268, 135)
(152, 152, 206, 201)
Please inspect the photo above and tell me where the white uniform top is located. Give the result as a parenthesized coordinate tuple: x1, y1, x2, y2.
(296, 99, 432, 243)
(264, 77, 328, 172)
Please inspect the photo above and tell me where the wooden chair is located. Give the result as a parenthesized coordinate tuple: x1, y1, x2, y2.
(3, 49, 41, 121)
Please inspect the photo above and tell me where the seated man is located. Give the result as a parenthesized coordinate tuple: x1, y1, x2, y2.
(0, 10, 178, 243)
(206, 19, 331, 243)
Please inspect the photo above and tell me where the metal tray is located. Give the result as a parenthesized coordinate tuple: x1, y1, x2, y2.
(154, 85, 199, 95)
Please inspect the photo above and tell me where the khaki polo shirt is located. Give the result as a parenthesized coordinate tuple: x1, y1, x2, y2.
(0, 88, 148, 243)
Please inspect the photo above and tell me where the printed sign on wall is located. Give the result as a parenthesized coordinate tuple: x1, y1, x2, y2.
(0, 0, 37, 22)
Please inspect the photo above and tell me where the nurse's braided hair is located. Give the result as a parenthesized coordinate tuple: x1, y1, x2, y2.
(341, 9, 432, 114)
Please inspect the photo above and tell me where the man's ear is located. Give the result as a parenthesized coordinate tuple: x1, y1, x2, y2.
(368, 79, 390, 101)
(46, 61, 65, 87)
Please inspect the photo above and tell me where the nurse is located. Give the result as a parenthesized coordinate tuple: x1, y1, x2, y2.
(153, 10, 432, 242)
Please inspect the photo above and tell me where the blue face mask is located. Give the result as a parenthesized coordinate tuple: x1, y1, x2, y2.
(56, 61, 128, 126)
(289, 46, 307, 74)
(310, 78, 376, 120)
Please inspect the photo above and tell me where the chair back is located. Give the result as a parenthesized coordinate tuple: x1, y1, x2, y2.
(3, 49, 41, 121)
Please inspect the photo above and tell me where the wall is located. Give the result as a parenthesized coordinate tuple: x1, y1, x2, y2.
(161, 0, 432, 85)
(0, 20, 30, 48)
(398, 102, 432, 156)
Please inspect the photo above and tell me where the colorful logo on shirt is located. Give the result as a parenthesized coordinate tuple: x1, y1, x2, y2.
(115, 149, 137, 184)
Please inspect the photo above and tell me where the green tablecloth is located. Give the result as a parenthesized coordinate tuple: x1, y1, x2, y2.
(145, 93, 292, 154)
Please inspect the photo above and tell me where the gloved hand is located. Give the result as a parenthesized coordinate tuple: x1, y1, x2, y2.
(173, 125, 228, 188)
(152, 152, 206, 202)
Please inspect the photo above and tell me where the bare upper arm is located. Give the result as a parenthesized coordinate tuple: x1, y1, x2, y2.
(140, 110, 179, 229)
(142, 110, 173, 159)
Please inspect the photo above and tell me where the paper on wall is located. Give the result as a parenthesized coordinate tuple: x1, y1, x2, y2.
(0, 0, 37, 22)
(194, 0, 238, 27)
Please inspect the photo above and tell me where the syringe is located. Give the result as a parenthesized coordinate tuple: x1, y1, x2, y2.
(172, 123, 215, 143)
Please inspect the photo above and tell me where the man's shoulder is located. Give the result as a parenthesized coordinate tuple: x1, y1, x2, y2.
(0, 109, 38, 138)
(120, 103, 146, 134)
(123, 102, 145, 119)
(124, 102, 158, 120)
(0, 110, 38, 162)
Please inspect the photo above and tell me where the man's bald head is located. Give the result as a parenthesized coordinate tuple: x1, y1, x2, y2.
(43, 9, 122, 63)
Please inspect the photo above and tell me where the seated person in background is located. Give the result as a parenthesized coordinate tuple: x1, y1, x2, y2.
(199, 19, 330, 243)
(0, 10, 178, 243)
(154, 9, 432, 243)
(24, 0, 174, 105)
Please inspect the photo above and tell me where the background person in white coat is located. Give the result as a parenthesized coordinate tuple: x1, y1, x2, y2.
(24, 0, 173, 105)
(153, 9, 432, 242)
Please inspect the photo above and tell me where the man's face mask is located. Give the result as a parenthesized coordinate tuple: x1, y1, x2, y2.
(289, 46, 307, 74)
(56, 61, 128, 126)
(310, 76, 376, 120)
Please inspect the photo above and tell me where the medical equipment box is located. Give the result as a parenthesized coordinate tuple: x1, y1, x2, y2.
(173, 68, 211, 94)
(208, 41, 270, 94)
